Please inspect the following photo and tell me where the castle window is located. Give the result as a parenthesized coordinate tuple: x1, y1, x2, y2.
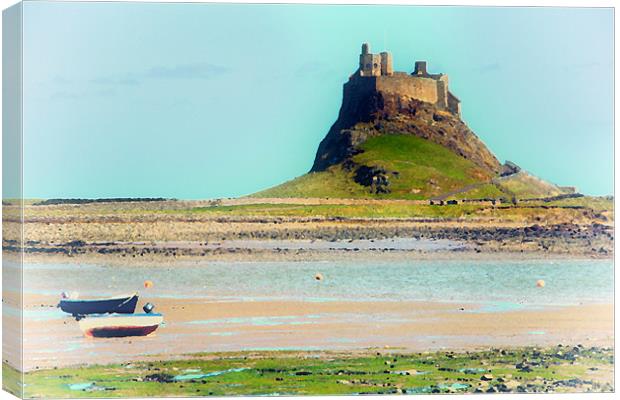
(373, 63, 378, 68)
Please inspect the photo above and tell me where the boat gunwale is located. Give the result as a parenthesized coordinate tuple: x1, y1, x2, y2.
(81, 312, 163, 319)
(59, 292, 138, 303)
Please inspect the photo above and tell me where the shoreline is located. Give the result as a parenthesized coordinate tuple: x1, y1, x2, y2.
(8, 244, 614, 267)
(4, 197, 613, 264)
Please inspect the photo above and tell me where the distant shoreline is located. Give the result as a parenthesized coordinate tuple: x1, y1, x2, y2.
(3, 196, 613, 264)
(10, 244, 612, 267)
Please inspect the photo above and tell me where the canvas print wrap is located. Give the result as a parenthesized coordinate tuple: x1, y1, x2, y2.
(2, 1, 614, 398)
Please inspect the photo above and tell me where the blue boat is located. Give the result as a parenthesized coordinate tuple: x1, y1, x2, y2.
(59, 293, 139, 316)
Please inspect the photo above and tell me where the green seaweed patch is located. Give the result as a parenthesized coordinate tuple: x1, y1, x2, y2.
(15, 346, 614, 398)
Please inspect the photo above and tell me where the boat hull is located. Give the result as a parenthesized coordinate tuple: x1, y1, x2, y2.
(59, 294, 138, 316)
(79, 313, 163, 338)
(85, 324, 159, 338)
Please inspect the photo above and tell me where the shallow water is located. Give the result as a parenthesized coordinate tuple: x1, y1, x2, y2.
(173, 368, 248, 381)
(18, 258, 613, 306)
(7, 257, 614, 370)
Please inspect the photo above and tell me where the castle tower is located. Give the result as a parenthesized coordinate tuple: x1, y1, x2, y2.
(380, 52, 393, 76)
(359, 43, 382, 77)
(413, 61, 428, 76)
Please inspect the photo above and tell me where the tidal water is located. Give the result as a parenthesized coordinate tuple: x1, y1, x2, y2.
(5, 257, 614, 370)
(19, 258, 613, 307)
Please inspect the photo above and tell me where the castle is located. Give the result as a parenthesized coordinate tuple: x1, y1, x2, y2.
(352, 43, 461, 116)
(311, 43, 498, 173)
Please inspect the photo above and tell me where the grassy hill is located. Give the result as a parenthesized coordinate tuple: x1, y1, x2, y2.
(253, 135, 495, 200)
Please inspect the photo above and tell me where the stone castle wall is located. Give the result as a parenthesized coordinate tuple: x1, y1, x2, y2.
(346, 72, 450, 110)
(353, 43, 460, 116)
(341, 72, 457, 121)
(447, 92, 461, 115)
(375, 73, 441, 105)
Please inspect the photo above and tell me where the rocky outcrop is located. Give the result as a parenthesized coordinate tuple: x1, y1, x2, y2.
(311, 78, 502, 175)
(352, 165, 393, 194)
(501, 161, 521, 177)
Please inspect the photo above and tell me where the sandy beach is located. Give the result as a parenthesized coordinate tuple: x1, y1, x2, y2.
(12, 290, 613, 371)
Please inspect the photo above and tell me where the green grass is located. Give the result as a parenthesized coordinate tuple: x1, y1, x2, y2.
(252, 135, 586, 203)
(23, 197, 604, 221)
(353, 134, 493, 198)
(254, 135, 493, 200)
(19, 193, 611, 223)
(16, 347, 614, 397)
(543, 196, 614, 212)
(188, 203, 490, 219)
(179, 199, 605, 222)
(450, 183, 508, 200)
(251, 166, 369, 199)
(494, 171, 568, 199)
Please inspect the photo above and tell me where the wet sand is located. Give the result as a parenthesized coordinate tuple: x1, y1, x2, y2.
(16, 293, 613, 372)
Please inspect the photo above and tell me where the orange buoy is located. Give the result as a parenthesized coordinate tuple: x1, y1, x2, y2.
(536, 279, 545, 288)
(144, 280, 154, 289)
(314, 273, 324, 281)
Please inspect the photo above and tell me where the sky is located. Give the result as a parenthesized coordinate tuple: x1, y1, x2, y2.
(15, 2, 614, 198)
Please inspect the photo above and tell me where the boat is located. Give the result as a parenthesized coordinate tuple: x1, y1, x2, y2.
(78, 313, 164, 338)
(58, 293, 139, 316)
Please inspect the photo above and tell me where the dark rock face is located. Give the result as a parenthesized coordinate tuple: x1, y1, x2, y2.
(353, 165, 391, 194)
(144, 373, 174, 383)
(311, 76, 501, 174)
(501, 161, 522, 177)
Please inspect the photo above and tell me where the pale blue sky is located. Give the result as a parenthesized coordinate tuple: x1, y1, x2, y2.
(20, 2, 613, 198)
